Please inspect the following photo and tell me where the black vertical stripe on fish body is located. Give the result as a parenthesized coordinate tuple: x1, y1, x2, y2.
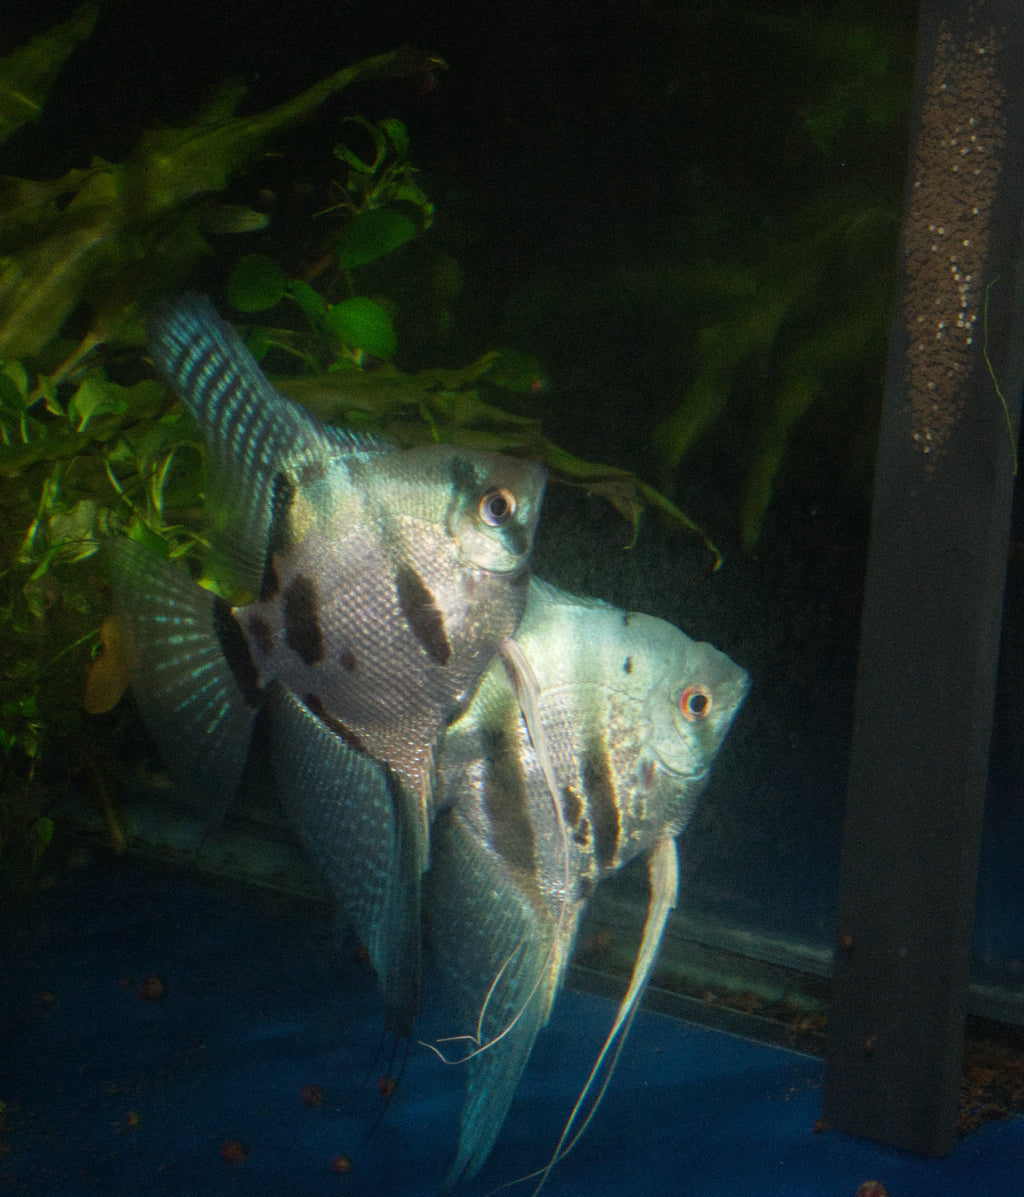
(260, 557, 281, 604)
(446, 454, 479, 504)
(499, 520, 530, 560)
(247, 613, 274, 657)
(258, 473, 295, 602)
(582, 740, 621, 871)
(283, 574, 324, 666)
(561, 784, 583, 829)
(212, 597, 263, 708)
(395, 563, 452, 666)
(481, 711, 536, 879)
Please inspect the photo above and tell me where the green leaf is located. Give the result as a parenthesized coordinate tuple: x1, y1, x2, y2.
(33, 816, 54, 849)
(0, 45, 443, 359)
(68, 376, 129, 430)
(335, 209, 418, 269)
(334, 115, 386, 173)
(2, 360, 29, 399)
(245, 325, 272, 361)
(485, 348, 548, 393)
(288, 278, 329, 323)
(226, 253, 287, 313)
(127, 519, 172, 557)
(0, 370, 24, 412)
(382, 117, 410, 159)
(324, 297, 398, 359)
(0, 5, 98, 147)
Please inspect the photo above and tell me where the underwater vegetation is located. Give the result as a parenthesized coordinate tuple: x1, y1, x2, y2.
(654, 13, 912, 548)
(505, 6, 911, 550)
(0, 9, 449, 876)
(0, 9, 714, 879)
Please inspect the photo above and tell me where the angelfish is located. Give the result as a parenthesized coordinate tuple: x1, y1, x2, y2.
(425, 579, 748, 1191)
(110, 295, 545, 1033)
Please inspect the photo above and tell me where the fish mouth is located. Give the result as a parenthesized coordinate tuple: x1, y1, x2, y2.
(663, 762, 708, 783)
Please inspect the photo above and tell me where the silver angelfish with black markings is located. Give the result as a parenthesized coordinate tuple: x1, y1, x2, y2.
(426, 579, 748, 1192)
(109, 295, 545, 1035)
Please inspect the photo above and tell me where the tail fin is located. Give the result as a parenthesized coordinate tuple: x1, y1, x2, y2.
(107, 537, 259, 820)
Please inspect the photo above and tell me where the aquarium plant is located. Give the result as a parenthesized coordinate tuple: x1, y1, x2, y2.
(0, 9, 712, 880)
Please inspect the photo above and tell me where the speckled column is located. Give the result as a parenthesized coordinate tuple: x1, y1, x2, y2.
(823, 0, 1024, 1156)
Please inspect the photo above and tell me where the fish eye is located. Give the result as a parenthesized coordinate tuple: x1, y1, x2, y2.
(479, 486, 516, 527)
(679, 684, 712, 722)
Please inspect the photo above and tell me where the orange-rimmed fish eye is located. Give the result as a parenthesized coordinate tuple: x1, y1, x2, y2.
(479, 486, 516, 527)
(679, 684, 713, 722)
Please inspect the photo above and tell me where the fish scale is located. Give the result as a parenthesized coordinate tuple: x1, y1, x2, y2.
(427, 578, 748, 1190)
(111, 295, 545, 1035)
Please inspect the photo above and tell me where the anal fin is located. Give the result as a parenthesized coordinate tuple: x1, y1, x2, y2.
(427, 810, 583, 1193)
(268, 685, 422, 1035)
(526, 834, 679, 1195)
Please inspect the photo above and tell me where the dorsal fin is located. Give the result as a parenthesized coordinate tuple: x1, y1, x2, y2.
(147, 294, 390, 596)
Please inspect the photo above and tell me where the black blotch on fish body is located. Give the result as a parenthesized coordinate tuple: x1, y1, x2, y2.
(481, 724, 505, 757)
(260, 558, 281, 604)
(248, 614, 274, 657)
(622, 612, 632, 627)
(259, 473, 294, 602)
(483, 720, 535, 878)
(339, 648, 357, 672)
(583, 743, 620, 870)
(213, 597, 263, 708)
(447, 454, 478, 498)
(562, 784, 583, 828)
(623, 655, 633, 674)
(284, 575, 324, 666)
(303, 693, 367, 755)
(395, 564, 451, 666)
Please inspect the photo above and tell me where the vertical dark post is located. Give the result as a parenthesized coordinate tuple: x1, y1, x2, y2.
(823, 2, 1024, 1156)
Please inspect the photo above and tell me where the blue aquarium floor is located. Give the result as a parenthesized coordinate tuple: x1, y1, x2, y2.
(1, 856, 1022, 1197)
